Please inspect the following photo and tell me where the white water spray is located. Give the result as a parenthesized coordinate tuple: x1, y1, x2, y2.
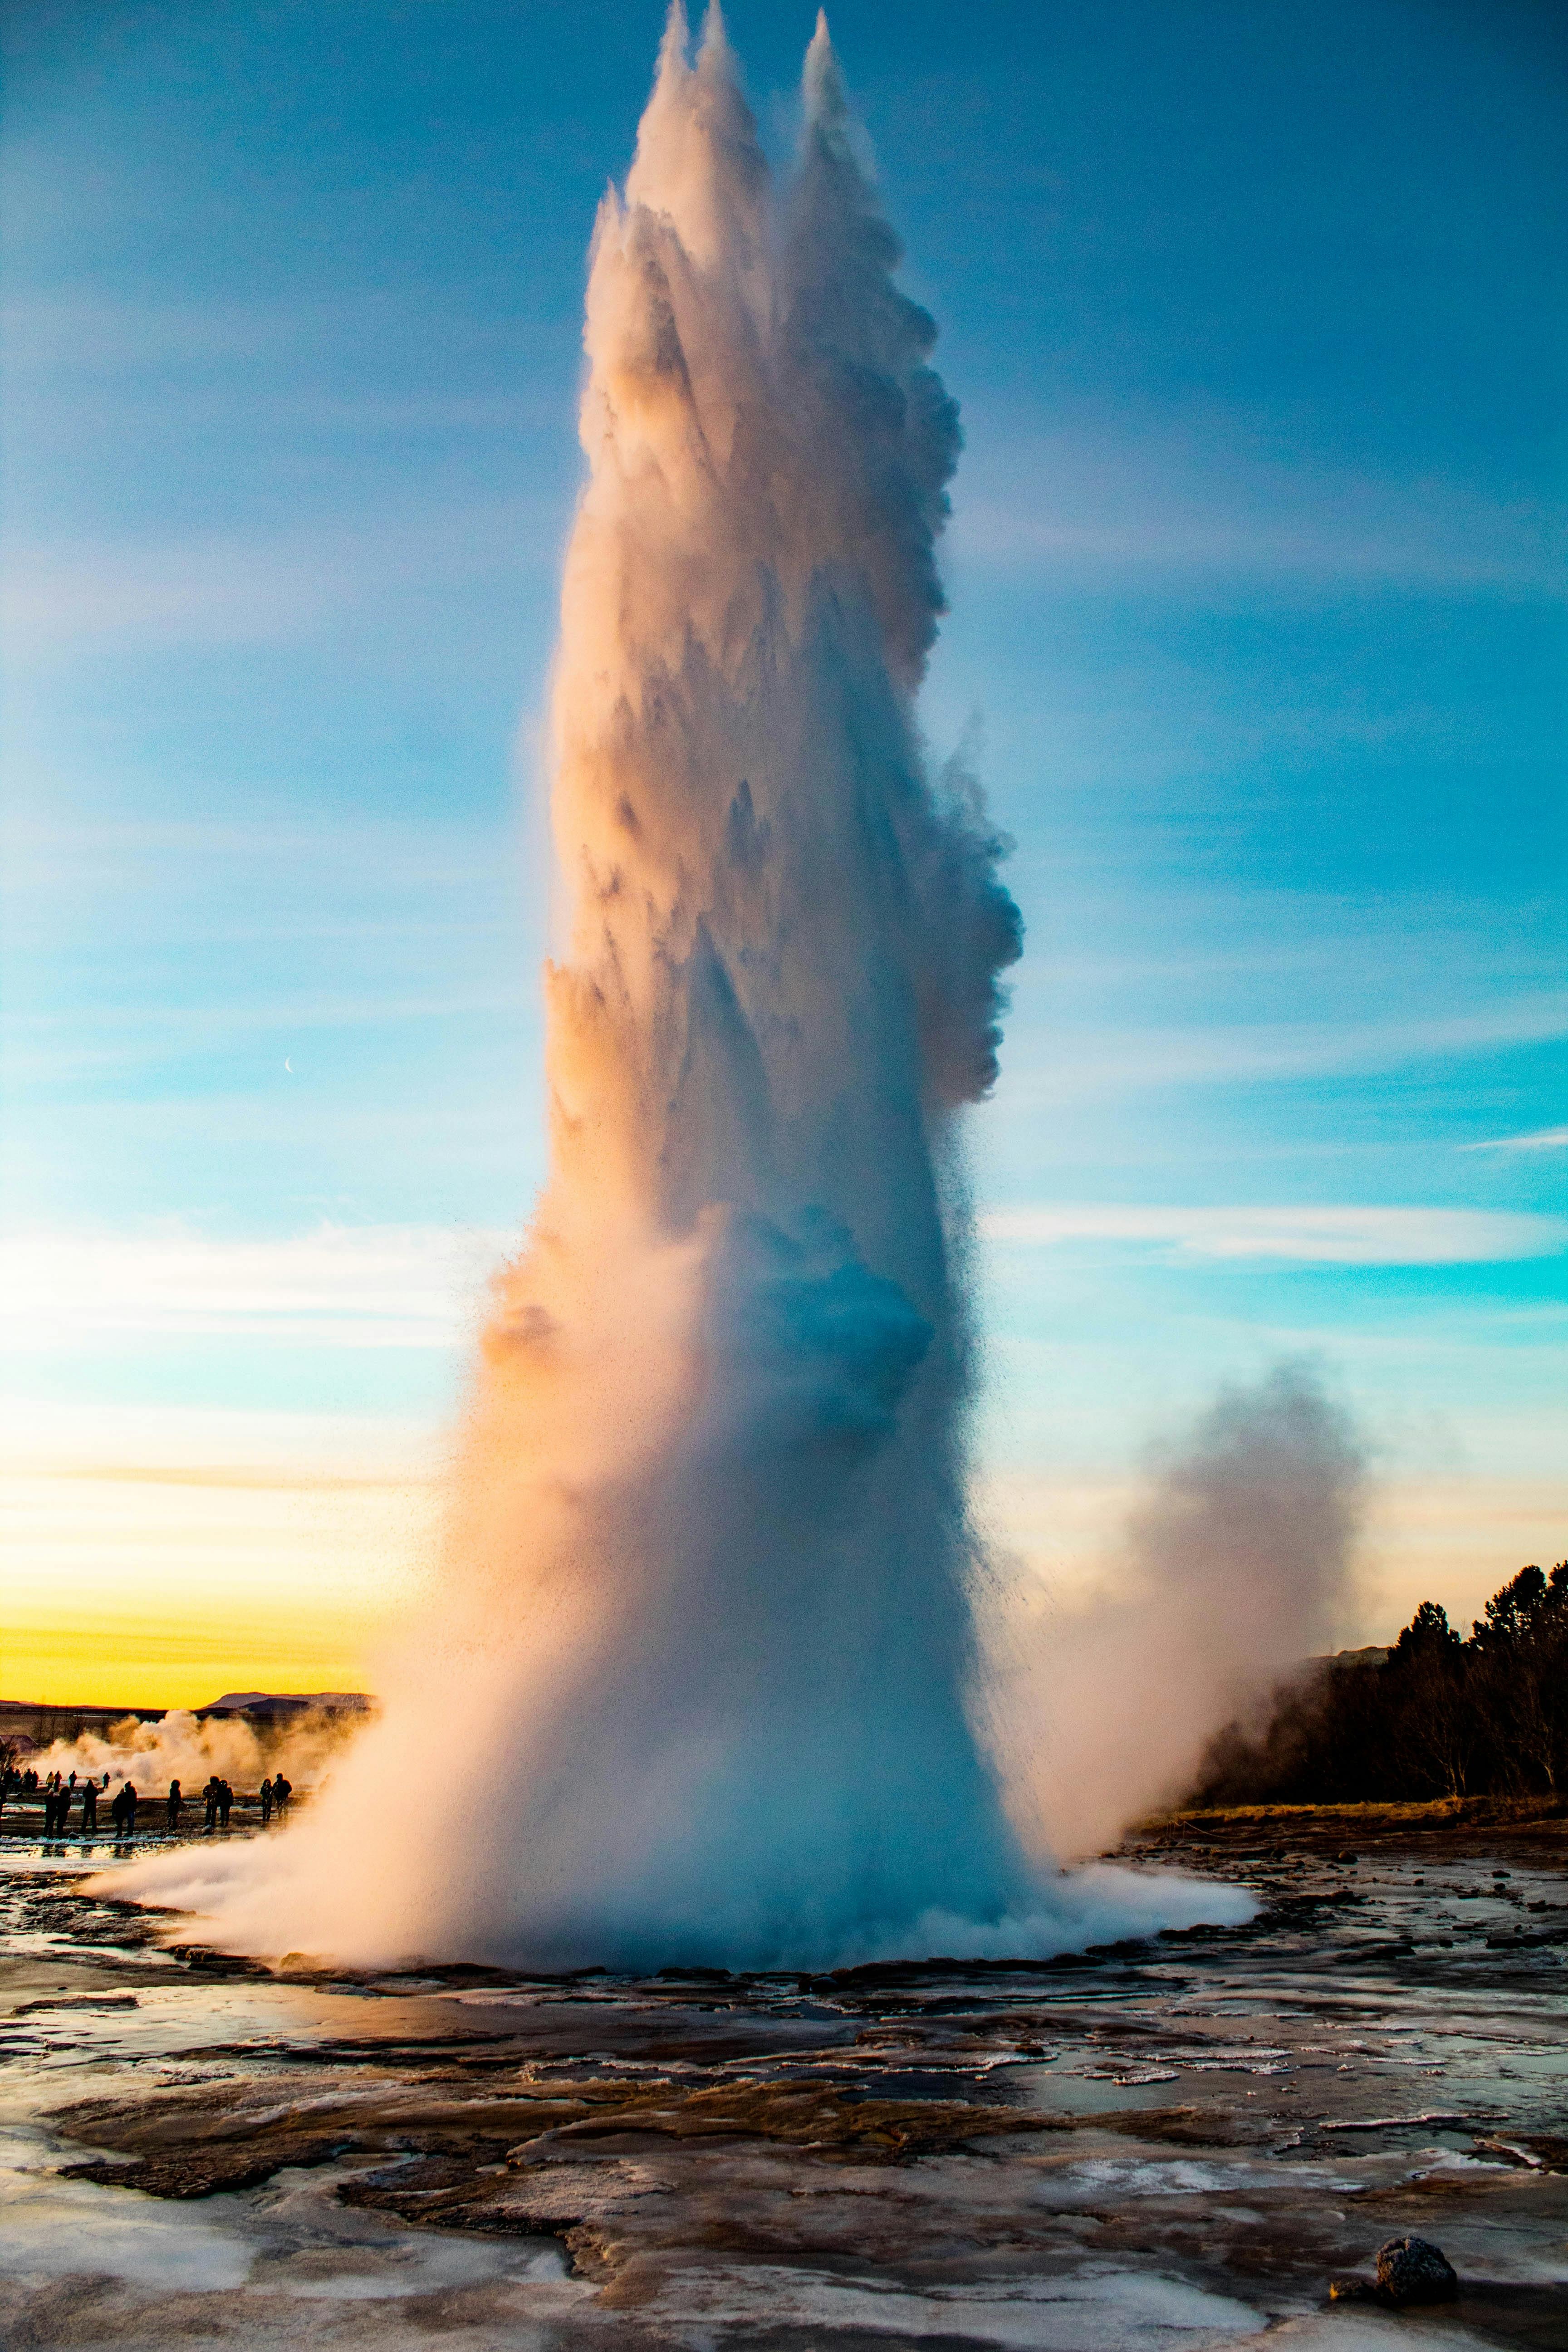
(106, 9, 1249, 1968)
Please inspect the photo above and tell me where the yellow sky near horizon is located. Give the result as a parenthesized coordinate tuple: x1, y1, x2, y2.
(4, 1418, 1563, 1709)
(2, 1443, 438, 1709)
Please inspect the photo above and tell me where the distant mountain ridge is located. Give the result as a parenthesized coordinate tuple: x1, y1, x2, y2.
(202, 1692, 373, 1718)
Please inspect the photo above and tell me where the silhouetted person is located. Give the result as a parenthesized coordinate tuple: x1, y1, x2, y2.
(203, 1777, 219, 1831)
(259, 1776, 273, 1825)
(81, 1781, 98, 1834)
(110, 1781, 137, 1838)
(167, 1779, 182, 1832)
(56, 1783, 74, 1835)
(272, 1774, 293, 1818)
(217, 1779, 232, 1829)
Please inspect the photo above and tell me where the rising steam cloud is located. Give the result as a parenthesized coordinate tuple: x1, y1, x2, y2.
(995, 1361, 1366, 1860)
(103, 10, 1251, 1968)
(25, 1707, 359, 1801)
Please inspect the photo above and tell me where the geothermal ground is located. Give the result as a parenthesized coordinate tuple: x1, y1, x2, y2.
(2, 1816, 1564, 2350)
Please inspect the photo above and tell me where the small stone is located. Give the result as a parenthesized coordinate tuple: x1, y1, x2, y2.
(1328, 2278, 1378, 2303)
(1375, 2235, 1460, 2305)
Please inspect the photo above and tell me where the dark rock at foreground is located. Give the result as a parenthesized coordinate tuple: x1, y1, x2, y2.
(1377, 2234, 1461, 2305)
(1331, 2235, 1461, 2309)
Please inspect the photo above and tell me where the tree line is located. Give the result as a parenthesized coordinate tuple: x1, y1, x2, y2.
(1190, 1559, 1568, 1806)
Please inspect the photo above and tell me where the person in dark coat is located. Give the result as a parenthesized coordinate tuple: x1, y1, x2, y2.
(259, 1776, 273, 1825)
(167, 1779, 182, 1832)
(81, 1780, 98, 1834)
(203, 1777, 219, 1831)
(272, 1774, 293, 1817)
(217, 1779, 232, 1829)
(110, 1782, 137, 1838)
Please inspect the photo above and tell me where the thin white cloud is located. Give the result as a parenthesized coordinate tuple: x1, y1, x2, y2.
(980, 1204, 1568, 1266)
(1004, 995, 1568, 1100)
(0, 1395, 443, 1480)
(0, 498, 561, 655)
(1460, 1125, 1568, 1154)
(0, 292, 334, 372)
(950, 410, 1564, 597)
(0, 989, 529, 1085)
(3, 1198, 1561, 1363)
(0, 1225, 510, 1352)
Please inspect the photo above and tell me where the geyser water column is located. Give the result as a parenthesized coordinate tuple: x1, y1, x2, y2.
(414, 1, 1029, 1964)
(103, 9, 1254, 1969)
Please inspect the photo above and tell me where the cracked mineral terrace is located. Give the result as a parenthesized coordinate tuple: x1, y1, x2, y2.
(2, 1813, 1565, 2349)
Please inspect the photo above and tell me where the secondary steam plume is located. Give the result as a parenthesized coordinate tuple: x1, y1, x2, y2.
(999, 1362, 1366, 1860)
(104, 10, 1248, 1968)
(24, 1706, 359, 1799)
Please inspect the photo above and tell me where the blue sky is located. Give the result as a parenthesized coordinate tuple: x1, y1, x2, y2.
(2, 0, 1563, 1693)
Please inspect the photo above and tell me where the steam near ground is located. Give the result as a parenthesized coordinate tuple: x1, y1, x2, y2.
(91, 11, 1286, 1970)
(987, 1361, 1366, 1860)
(21, 1708, 361, 1798)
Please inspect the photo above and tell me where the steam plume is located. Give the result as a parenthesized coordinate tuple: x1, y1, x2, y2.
(24, 1708, 358, 1801)
(102, 10, 1248, 1967)
(998, 1361, 1366, 1859)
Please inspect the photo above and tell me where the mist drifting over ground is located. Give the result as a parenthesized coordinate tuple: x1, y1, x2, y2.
(103, 9, 1257, 1968)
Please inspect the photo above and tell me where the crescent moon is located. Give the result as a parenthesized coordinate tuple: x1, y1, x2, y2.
(284, 1058, 294, 1073)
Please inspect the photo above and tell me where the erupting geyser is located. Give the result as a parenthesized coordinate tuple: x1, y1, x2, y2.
(108, 7, 1250, 1969)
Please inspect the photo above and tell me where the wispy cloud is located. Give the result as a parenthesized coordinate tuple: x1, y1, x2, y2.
(1460, 1125, 1568, 1154)
(5, 1201, 1562, 1360)
(0, 498, 562, 655)
(1004, 995, 1568, 1100)
(951, 409, 1565, 597)
(0, 990, 528, 1085)
(0, 1395, 444, 1479)
(0, 1225, 508, 1351)
(980, 1204, 1568, 1265)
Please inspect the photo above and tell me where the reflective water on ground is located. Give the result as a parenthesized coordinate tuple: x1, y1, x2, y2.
(2, 1815, 1564, 2348)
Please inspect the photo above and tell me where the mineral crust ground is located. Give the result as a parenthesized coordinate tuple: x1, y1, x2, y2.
(2, 1809, 1564, 2350)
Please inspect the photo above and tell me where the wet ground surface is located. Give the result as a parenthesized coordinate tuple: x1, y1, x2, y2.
(1, 1815, 1564, 2350)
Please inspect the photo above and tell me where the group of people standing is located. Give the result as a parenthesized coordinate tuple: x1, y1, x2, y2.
(33, 1769, 108, 1834)
(1, 1764, 296, 1839)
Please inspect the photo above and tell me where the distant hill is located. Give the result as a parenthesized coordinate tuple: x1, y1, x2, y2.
(201, 1692, 373, 1720)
